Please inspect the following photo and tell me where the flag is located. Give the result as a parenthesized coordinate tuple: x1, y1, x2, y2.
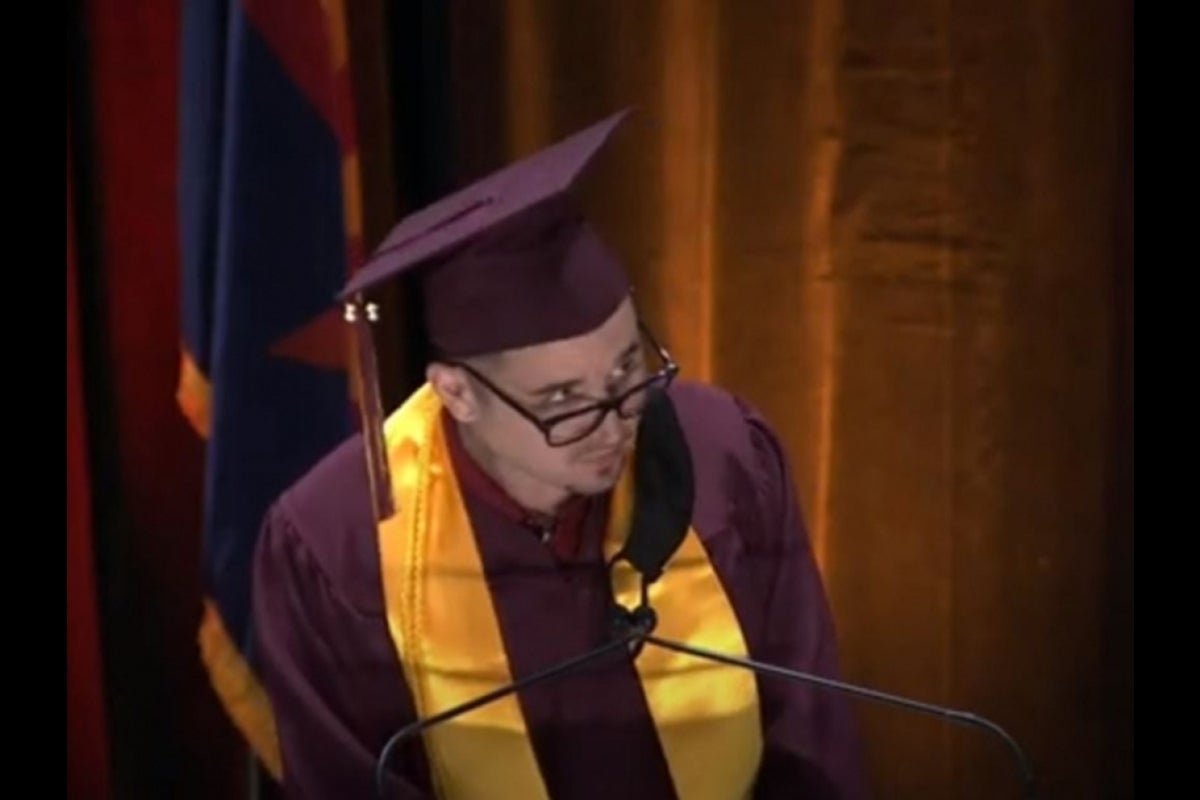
(176, 0, 362, 778)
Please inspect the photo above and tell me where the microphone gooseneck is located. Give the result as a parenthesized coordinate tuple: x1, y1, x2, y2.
(639, 634, 1039, 800)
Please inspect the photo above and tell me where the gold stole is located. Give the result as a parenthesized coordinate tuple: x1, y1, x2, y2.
(378, 385, 761, 798)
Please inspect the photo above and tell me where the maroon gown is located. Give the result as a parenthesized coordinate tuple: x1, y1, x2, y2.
(251, 381, 870, 799)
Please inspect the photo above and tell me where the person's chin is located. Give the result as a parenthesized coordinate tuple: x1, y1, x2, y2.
(572, 449, 627, 490)
(570, 473, 622, 496)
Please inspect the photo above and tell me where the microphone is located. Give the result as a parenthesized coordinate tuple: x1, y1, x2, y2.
(373, 607, 1039, 800)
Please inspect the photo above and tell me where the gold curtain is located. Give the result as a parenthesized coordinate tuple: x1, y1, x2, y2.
(360, 0, 1133, 796)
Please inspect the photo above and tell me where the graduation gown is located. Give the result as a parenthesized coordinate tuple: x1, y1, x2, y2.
(251, 380, 869, 799)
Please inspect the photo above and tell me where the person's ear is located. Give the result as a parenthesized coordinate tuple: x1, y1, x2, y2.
(427, 363, 482, 422)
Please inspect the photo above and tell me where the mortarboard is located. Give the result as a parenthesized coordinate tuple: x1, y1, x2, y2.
(341, 107, 634, 359)
(341, 108, 637, 518)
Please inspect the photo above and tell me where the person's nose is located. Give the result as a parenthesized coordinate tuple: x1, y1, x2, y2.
(593, 407, 625, 447)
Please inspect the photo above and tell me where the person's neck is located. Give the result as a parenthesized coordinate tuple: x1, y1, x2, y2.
(457, 422, 570, 517)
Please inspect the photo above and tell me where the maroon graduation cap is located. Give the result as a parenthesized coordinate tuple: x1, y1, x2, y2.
(341, 107, 633, 358)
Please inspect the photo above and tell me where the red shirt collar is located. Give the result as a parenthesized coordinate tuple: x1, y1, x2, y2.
(442, 412, 593, 560)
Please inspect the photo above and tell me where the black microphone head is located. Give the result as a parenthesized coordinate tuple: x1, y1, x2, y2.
(622, 386, 694, 582)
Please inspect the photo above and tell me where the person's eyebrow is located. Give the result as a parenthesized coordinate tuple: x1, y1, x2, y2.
(526, 377, 585, 398)
(611, 341, 639, 367)
(524, 342, 639, 398)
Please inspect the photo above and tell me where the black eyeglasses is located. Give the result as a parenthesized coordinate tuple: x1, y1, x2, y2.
(449, 322, 679, 447)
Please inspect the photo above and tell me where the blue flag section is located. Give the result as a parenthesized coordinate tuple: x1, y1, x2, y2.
(176, 0, 360, 778)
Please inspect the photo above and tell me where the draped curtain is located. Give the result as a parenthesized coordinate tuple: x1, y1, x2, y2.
(442, 2, 1133, 797)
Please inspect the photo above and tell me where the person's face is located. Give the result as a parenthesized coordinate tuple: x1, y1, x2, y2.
(434, 297, 658, 496)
